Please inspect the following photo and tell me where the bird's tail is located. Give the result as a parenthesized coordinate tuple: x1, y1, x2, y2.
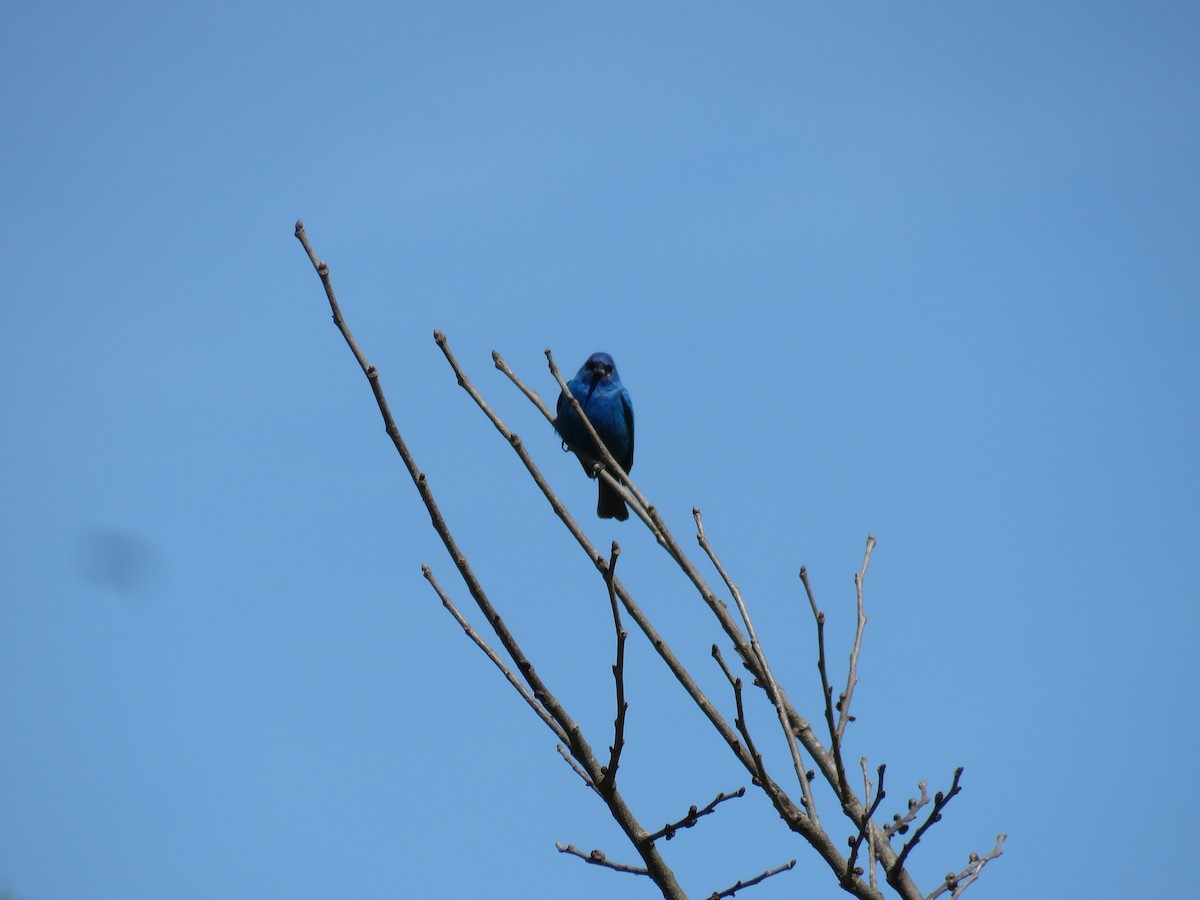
(597, 480, 629, 521)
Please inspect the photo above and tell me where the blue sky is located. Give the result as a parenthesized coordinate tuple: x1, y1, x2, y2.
(2, 3, 1197, 898)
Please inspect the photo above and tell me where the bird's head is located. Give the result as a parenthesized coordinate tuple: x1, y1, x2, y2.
(581, 352, 617, 384)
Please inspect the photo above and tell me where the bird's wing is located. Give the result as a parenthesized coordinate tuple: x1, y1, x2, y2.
(622, 387, 635, 471)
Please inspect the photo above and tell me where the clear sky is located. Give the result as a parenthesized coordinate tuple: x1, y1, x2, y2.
(2, 3, 1197, 898)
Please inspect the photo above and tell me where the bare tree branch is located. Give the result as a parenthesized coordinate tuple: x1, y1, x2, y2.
(926, 834, 1006, 900)
(711, 645, 770, 790)
(556, 743, 598, 793)
(695, 509, 820, 823)
(493, 350, 555, 420)
(838, 535, 876, 742)
(422, 564, 568, 745)
(862, 758, 880, 890)
(707, 859, 797, 899)
(845, 763, 886, 886)
(600, 542, 628, 796)
(894, 768, 965, 872)
(555, 842, 650, 876)
(646, 788, 747, 843)
(886, 781, 930, 839)
(801, 565, 849, 799)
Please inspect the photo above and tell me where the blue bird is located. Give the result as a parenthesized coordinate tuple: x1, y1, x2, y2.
(555, 352, 635, 521)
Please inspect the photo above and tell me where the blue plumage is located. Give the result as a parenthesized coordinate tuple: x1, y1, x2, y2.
(554, 352, 635, 521)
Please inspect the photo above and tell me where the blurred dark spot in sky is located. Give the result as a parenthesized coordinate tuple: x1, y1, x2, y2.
(74, 527, 164, 597)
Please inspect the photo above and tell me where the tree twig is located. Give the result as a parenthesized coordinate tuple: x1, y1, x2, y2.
(800, 565, 848, 799)
(707, 858, 797, 899)
(492, 350, 554, 420)
(422, 564, 568, 745)
(838, 535, 876, 741)
(556, 744, 597, 793)
(555, 843, 650, 876)
(894, 768, 964, 871)
(695, 509, 820, 822)
(861, 758, 879, 889)
(600, 542, 628, 796)
(297, 224, 567, 735)
(712, 645, 771, 790)
(646, 787, 747, 843)
(885, 781, 930, 839)
(926, 834, 1007, 899)
(845, 762, 886, 885)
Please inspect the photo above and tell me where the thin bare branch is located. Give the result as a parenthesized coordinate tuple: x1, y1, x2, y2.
(862, 758, 880, 889)
(838, 535, 876, 741)
(646, 787, 747, 843)
(707, 858, 797, 899)
(712, 646, 771, 791)
(296, 225, 575, 742)
(293, 220, 374, 384)
(493, 350, 555, 420)
(601, 542, 628, 795)
(926, 834, 1007, 900)
(695, 508, 819, 822)
(894, 768, 965, 871)
(422, 564, 568, 744)
(556, 744, 598, 793)
(885, 780, 930, 839)
(801, 565, 849, 799)
(555, 842, 650, 876)
(845, 763, 886, 886)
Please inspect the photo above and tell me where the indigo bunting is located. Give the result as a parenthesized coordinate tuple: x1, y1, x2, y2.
(555, 352, 635, 521)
